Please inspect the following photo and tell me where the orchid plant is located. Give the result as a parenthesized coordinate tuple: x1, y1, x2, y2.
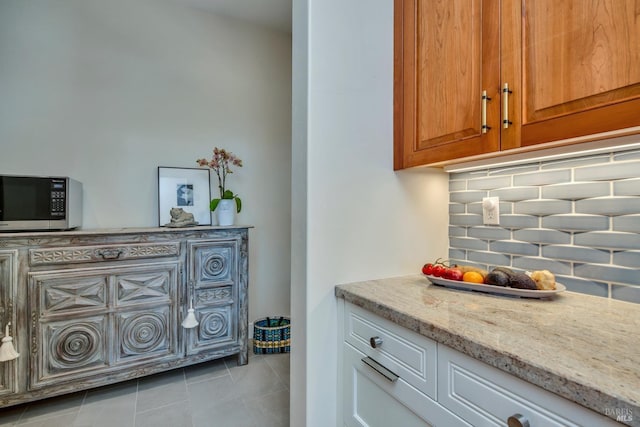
(197, 147, 243, 213)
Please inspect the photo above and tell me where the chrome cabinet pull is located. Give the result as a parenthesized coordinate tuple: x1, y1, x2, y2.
(502, 83, 513, 129)
(361, 356, 399, 382)
(369, 336, 383, 348)
(507, 413, 530, 427)
(481, 90, 491, 133)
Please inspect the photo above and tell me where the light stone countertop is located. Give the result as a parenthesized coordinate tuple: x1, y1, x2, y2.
(335, 274, 640, 426)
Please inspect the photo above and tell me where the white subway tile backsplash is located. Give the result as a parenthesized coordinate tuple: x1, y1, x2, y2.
(448, 146, 640, 303)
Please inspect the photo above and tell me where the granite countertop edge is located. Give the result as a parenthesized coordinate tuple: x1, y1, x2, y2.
(335, 276, 639, 425)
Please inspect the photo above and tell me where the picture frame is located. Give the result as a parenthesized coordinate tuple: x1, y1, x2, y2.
(158, 167, 211, 226)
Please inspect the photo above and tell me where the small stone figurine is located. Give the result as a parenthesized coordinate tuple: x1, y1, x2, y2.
(165, 208, 198, 228)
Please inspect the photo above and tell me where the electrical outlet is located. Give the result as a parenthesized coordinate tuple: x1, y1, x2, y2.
(482, 197, 500, 225)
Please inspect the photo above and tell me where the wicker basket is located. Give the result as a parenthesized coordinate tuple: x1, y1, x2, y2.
(253, 316, 290, 354)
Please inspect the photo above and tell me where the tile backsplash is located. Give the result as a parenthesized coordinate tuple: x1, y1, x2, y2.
(448, 147, 640, 303)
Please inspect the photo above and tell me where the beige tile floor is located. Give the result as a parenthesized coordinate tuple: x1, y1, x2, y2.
(0, 351, 289, 427)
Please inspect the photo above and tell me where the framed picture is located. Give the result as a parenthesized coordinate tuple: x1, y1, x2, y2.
(158, 167, 211, 226)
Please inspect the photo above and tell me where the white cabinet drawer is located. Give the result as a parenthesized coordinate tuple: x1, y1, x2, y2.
(343, 343, 470, 427)
(437, 345, 620, 427)
(344, 303, 437, 400)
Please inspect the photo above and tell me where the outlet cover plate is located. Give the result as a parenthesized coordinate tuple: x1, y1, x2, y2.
(482, 197, 500, 225)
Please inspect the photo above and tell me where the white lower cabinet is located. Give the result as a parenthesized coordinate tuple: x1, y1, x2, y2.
(341, 302, 469, 427)
(339, 301, 619, 427)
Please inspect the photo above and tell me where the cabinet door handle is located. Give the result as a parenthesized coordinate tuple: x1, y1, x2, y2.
(507, 413, 530, 427)
(361, 356, 399, 382)
(481, 90, 491, 134)
(502, 83, 513, 129)
(369, 336, 383, 348)
(96, 249, 123, 260)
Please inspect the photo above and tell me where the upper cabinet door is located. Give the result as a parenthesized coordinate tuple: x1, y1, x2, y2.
(394, 0, 500, 169)
(502, 0, 640, 149)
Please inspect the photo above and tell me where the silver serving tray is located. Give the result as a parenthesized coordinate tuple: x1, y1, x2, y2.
(424, 274, 566, 299)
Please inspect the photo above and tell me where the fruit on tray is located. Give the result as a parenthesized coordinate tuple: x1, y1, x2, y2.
(421, 260, 557, 291)
(422, 259, 486, 282)
(455, 265, 489, 279)
(462, 271, 484, 284)
(530, 269, 557, 290)
(508, 272, 538, 290)
(484, 270, 510, 287)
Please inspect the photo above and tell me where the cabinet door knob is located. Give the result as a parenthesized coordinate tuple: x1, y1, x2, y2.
(369, 336, 383, 348)
(507, 414, 530, 427)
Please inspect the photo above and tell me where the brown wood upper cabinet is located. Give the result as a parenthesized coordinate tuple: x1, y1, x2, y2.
(394, 0, 640, 169)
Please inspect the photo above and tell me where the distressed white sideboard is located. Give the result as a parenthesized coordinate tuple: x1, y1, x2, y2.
(0, 226, 249, 407)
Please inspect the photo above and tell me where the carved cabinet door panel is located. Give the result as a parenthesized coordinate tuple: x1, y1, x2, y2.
(185, 238, 240, 355)
(28, 262, 180, 389)
(0, 250, 19, 398)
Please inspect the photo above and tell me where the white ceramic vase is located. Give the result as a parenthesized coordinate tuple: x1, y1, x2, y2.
(216, 199, 235, 226)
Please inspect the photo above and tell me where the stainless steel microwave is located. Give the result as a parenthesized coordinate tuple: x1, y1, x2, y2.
(0, 175, 82, 231)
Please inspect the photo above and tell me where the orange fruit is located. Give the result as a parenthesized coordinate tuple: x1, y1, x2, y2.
(463, 271, 484, 284)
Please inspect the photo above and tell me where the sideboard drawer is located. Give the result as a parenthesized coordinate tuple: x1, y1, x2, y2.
(29, 242, 181, 266)
(344, 303, 437, 400)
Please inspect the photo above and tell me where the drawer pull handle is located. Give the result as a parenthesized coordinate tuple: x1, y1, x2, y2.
(507, 414, 530, 427)
(96, 249, 123, 260)
(369, 336, 383, 348)
(361, 356, 398, 382)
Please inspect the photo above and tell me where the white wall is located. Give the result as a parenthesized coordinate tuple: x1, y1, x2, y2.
(0, 0, 292, 323)
(291, 0, 450, 425)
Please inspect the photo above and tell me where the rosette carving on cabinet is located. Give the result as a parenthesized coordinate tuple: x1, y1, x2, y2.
(48, 322, 103, 371)
(120, 312, 167, 356)
(199, 311, 228, 340)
